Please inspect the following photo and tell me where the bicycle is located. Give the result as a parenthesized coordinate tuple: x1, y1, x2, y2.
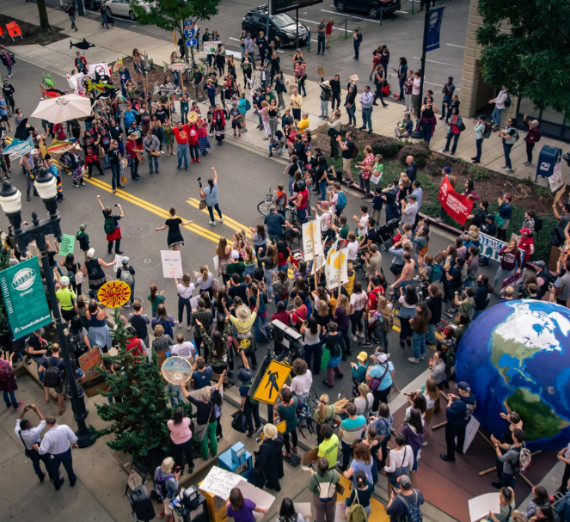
(257, 186, 276, 216)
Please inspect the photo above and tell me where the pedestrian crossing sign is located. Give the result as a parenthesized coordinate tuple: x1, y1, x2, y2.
(252, 360, 292, 405)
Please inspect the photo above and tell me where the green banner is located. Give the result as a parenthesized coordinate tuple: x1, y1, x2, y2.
(59, 234, 75, 259)
(0, 257, 51, 339)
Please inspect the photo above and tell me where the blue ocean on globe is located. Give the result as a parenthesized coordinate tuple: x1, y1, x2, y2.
(455, 300, 570, 450)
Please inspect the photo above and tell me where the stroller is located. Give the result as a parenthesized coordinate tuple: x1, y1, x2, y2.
(376, 218, 400, 251)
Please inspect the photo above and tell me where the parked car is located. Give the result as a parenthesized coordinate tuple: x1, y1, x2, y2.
(334, 0, 401, 17)
(242, 6, 309, 47)
(103, 0, 155, 21)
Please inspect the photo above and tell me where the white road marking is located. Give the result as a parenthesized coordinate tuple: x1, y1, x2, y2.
(413, 57, 460, 67)
(320, 8, 379, 23)
(446, 43, 465, 48)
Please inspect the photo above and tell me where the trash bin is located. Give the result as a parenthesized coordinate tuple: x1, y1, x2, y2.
(535, 145, 562, 182)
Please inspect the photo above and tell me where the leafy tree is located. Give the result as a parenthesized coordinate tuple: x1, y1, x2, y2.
(94, 310, 192, 464)
(476, 0, 570, 121)
(133, 0, 222, 63)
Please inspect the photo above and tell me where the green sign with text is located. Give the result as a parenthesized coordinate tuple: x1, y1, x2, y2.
(0, 257, 51, 338)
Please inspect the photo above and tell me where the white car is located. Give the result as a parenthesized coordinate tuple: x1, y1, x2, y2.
(103, 0, 155, 21)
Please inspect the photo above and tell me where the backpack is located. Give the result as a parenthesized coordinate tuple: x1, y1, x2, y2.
(504, 93, 512, 107)
(315, 475, 336, 503)
(381, 312, 394, 332)
(517, 445, 532, 474)
(511, 129, 519, 142)
(368, 363, 390, 392)
(104, 216, 116, 235)
(158, 317, 173, 339)
(245, 98, 251, 111)
(337, 191, 347, 211)
(533, 216, 543, 233)
(231, 410, 247, 433)
(151, 470, 174, 503)
(351, 143, 359, 159)
(346, 490, 368, 522)
(430, 264, 443, 283)
(483, 122, 493, 139)
(120, 267, 134, 286)
(399, 491, 423, 522)
(68, 331, 86, 355)
(43, 361, 62, 388)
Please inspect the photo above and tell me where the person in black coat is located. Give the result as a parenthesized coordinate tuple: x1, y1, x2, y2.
(252, 423, 284, 491)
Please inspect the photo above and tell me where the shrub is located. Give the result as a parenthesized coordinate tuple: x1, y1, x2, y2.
(399, 143, 431, 168)
(371, 136, 401, 158)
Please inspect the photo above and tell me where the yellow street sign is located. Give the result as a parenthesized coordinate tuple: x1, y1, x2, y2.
(253, 360, 292, 405)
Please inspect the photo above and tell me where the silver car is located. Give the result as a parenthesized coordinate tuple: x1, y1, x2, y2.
(103, 0, 155, 21)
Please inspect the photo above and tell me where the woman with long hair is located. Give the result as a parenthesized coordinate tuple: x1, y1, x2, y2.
(155, 207, 192, 251)
(344, 442, 373, 488)
(301, 316, 322, 375)
(147, 283, 166, 318)
(173, 273, 194, 329)
(216, 237, 232, 284)
(152, 303, 176, 340)
(166, 407, 194, 475)
(345, 470, 374, 518)
(277, 497, 304, 522)
(313, 393, 336, 444)
(194, 265, 214, 298)
(226, 487, 268, 520)
(398, 285, 418, 349)
(200, 167, 224, 226)
(349, 281, 368, 341)
(402, 407, 424, 481)
(86, 299, 111, 353)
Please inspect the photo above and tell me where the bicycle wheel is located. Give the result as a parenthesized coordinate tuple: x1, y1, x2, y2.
(257, 200, 272, 216)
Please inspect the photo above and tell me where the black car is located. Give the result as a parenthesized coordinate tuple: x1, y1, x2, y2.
(334, 0, 402, 17)
(242, 6, 309, 47)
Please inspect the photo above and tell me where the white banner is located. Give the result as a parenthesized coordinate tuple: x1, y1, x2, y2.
(67, 72, 86, 95)
(325, 248, 348, 290)
(160, 250, 183, 279)
(548, 162, 564, 192)
(302, 219, 322, 262)
(88, 62, 111, 78)
(478, 232, 507, 263)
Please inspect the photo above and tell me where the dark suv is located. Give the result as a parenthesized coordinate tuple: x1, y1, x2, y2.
(334, 0, 401, 17)
(242, 6, 309, 47)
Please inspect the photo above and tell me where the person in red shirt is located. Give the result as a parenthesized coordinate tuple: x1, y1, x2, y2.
(125, 134, 143, 180)
(325, 18, 334, 49)
(74, 52, 87, 74)
(294, 180, 310, 223)
(517, 228, 534, 266)
(125, 326, 146, 358)
(172, 121, 190, 170)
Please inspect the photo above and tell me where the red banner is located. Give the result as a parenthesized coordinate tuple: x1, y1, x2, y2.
(438, 176, 474, 225)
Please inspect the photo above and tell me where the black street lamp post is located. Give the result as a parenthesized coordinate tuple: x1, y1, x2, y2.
(0, 170, 95, 448)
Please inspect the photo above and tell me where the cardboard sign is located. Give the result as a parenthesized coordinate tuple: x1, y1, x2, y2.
(302, 219, 323, 261)
(438, 176, 474, 225)
(59, 234, 75, 259)
(325, 248, 349, 290)
(549, 162, 564, 192)
(161, 250, 183, 279)
(79, 347, 102, 377)
(253, 360, 292, 405)
(203, 41, 222, 55)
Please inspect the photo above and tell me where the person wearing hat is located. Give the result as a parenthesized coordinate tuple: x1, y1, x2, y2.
(517, 228, 535, 265)
(386, 474, 424, 520)
(401, 193, 419, 227)
(116, 256, 135, 308)
(55, 276, 77, 324)
(351, 351, 369, 385)
(153, 456, 180, 521)
(125, 132, 144, 181)
(237, 350, 260, 438)
(76, 224, 90, 259)
(318, 79, 332, 119)
(440, 381, 477, 462)
(229, 287, 261, 369)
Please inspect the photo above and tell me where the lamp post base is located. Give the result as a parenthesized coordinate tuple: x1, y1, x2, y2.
(76, 426, 96, 448)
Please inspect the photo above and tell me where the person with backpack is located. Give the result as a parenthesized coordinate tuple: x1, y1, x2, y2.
(153, 457, 180, 522)
(440, 381, 477, 462)
(67, 316, 90, 362)
(116, 256, 135, 308)
(97, 195, 124, 255)
(39, 344, 66, 415)
(128, 300, 151, 347)
(498, 118, 519, 174)
(491, 428, 529, 490)
(308, 457, 341, 522)
(386, 474, 424, 522)
(366, 351, 395, 412)
(345, 470, 373, 520)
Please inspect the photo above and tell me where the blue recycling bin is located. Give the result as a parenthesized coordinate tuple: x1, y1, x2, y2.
(535, 145, 562, 182)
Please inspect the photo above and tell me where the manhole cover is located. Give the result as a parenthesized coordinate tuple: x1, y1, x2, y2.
(143, 258, 152, 264)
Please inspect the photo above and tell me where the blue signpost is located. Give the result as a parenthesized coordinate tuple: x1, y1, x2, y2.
(186, 38, 198, 47)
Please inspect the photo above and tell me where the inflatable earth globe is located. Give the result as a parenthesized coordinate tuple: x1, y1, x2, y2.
(455, 300, 570, 451)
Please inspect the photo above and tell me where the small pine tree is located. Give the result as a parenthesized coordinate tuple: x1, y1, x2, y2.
(94, 310, 192, 464)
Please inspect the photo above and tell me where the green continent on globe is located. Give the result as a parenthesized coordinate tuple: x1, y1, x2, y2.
(506, 388, 570, 441)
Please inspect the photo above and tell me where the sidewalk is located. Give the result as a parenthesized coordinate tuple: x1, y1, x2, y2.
(4, 2, 569, 189)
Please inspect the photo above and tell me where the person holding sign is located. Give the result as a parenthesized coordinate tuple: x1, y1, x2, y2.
(155, 207, 192, 251)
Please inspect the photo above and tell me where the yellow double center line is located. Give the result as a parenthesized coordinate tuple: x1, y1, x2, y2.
(186, 198, 251, 233)
(86, 177, 222, 244)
